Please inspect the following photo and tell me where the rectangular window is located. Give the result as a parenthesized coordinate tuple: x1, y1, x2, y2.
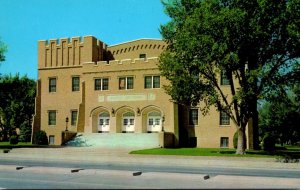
(72, 76, 80, 91)
(49, 78, 56, 92)
(102, 78, 109, 90)
(94, 79, 102, 90)
(189, 109, 198, 125)
(95, 78, 109, 91)
(221, 69, 230, 85)
(220, 137, 229, 148)
(153, 76, 160, 88)
(139, 53, 146, 60)
(144, 76, 160, 89)
(119, 78, 126, 90)
(123, 119, 128, 125)
(130, 118, 134, 125)
(155, 118, 160, 125)
(220, 111, 230, 125)
(148, 118, 153, 125)
(71, 110, 78, 126)
(49, 135, 55, 145)
(48, 111, 56, 125)
(145, 76, 152, 89)
(119, 77, 134, 90)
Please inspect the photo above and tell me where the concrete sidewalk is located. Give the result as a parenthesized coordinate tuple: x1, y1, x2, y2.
(0, 147, 299, 171)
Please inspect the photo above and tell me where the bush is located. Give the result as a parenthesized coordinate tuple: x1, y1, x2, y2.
(233, 131, 238, 149)
(262, 133, 276, 151)
(34, 130, 48, 145)
(9, 135, 19, 145)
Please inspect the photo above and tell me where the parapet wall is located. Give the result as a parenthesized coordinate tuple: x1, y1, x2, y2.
(82, 57, 159, 73)
(38, 36, 107, 69)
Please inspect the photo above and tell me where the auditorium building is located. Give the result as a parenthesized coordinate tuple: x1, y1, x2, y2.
(32, 35, 253, 149)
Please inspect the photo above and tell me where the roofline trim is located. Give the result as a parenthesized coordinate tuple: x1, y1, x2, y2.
(108, 38, 163, 47)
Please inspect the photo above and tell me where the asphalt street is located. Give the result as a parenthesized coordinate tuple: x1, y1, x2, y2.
(0, 147, 299, 189)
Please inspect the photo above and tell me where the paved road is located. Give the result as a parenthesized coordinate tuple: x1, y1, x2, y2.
(0, 165, 300, 189)
(0, 147, 299, 189)
(0, 158, 299, 179)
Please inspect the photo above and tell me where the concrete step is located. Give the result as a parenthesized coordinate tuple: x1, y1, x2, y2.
(65, 133, 162, 149)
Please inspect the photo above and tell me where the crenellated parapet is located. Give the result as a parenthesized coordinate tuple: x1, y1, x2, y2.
(38, 36, 107, 69)
(82, 57, 159, 73)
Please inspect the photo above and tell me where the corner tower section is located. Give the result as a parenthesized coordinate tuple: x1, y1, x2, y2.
(32, 36, 107, 145)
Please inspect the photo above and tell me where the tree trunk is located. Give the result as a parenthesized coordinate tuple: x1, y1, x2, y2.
(236, 126, 246, 155)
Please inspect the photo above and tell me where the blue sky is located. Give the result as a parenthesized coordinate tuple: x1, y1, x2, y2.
(0, 0, 170, 79)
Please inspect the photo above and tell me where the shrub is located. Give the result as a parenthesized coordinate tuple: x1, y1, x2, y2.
(262, 133, 276, 151)
(9, 135, 19, 145)
(233, 131, 238, 149)
(34, 130, 48, 145)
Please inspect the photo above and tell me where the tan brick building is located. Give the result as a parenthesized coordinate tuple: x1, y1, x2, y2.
(32, 35, 249, 149)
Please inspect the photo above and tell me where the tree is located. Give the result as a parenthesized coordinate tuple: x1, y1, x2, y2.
(0, 74, 36, 142)
(259, 82, 300, 146)
(0, 38, 7, 63)
(159, 0, 300, 154)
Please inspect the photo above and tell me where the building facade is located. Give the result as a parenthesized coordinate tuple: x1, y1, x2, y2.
(32, 35, 251, 149)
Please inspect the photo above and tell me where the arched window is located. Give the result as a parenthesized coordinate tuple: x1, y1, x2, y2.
(123, 112, 134, 117)
(99, 112, 110, 117)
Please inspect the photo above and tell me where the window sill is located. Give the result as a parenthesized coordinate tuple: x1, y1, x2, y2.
(220, 125, 231, 127)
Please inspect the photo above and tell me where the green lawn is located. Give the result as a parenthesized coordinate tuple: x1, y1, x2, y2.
(0, 142, 32, 146)
(130, 146, 300, 158)
(0, 142, 55, 149)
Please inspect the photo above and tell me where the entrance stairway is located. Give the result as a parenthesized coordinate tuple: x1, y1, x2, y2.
(65, 133, 162, 149)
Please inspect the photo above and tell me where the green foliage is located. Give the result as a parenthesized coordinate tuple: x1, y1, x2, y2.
(259, 83, 300, 145)
(233, 131, 238, 149)
(262, 133, 276, 152)
(0, 74, 36, 142)
(0, 38, 7, 63)
(34, 131, 48, 145)
(159, 0, 300, 154)
(9, 135, 18, 145)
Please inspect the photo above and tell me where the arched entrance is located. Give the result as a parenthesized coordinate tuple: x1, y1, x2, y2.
(90, 106, 111, 133)
(122, 111, 135, 133)
(98, 111, 110, 133)
(147, 111, 162, 133)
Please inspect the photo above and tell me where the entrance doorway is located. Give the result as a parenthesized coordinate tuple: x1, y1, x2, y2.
(147, 111, 162, 133)
(98, 112, 110, 133)
(122, 112, 135, 133)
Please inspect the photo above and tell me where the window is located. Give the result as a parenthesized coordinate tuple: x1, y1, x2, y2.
(49, 78, 56, 92)
(95, 78, 109, 91)
(72, 76, 80, 91)
(189, 109, 198, 125)
(48, 111, 56, 125)
(148, 112, 161, 126)
(119, 77, 134, 90)
(71, 110, 78, 126)
(221, 69, 230, 85)
(220, 137, 229, 148)
(220, 111, 230, 125)
(49, 135, 55, 145)
(139, 54, 146, 60)
(102, 78, 109, 90)
(144, 76, 160, 89)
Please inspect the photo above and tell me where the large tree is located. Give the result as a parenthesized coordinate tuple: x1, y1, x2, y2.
(159, 0, 300, 154)
(0, 74, 36, 142)
(0, 38, 7, 64)
(259, 79, 300, 146)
